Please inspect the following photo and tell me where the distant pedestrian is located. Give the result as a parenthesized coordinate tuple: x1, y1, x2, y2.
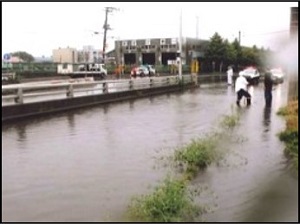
(235, 71, 251, 106)
(264, 67, 274, 107)
(227, 66, 233, 85)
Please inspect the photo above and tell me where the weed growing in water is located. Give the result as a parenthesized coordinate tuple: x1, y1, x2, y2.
(219, 109, 240, 130)
(277, 99, 298, 172)
(126, 109, 243, 222)
(173, 135, 218, 178)
(126, 176, 205, 222)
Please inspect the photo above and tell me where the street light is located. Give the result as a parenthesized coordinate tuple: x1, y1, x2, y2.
(91, 30, 115, 63)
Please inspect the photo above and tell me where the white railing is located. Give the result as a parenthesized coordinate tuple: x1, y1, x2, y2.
(2, 75, 193, 106)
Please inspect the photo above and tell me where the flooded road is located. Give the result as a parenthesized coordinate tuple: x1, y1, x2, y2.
(2, 81, 298, 221)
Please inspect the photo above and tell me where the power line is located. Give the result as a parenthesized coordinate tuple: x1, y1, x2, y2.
(243, 30, 289, 37)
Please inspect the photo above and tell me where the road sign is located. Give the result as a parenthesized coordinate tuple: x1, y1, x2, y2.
(3, 53, 11, 60)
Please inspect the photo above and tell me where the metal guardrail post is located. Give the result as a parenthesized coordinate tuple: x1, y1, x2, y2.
(103, 82, 108, 93)
(67, 84, 74, 98)
(191, 74, 198, 85)
(150, 78, 153, 88)
(14, 88, 24, 104)
(129, 80, 133, 90)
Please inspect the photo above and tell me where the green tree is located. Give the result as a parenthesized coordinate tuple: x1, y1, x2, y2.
(11, 51, 34, 62)
(205, 32, 226, 72)
(232, 38, 242, 71)
(223, 39, 237, 69)
(240, 47, 256, 66)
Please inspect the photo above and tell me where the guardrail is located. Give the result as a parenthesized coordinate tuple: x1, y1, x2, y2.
(2, 75, 194, 106)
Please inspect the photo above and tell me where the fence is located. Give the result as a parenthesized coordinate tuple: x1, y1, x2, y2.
(2, 75, 195, 106)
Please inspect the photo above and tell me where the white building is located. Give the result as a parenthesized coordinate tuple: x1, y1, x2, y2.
(52, 47, 78, 63)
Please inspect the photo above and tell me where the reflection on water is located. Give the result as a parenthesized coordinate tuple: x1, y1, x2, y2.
(67, 113, 75, 134)
(17, 124, 27, 143)
(2, 82, 297, 222)
(263, 106, 272, 131)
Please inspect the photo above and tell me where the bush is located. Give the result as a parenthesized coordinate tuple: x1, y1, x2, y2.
(220, 113, 240, 129)
(279, 130, 298, 157)
(277, 99, 298, 171)
(174, 137, 217, 177)
(126, 177, 203, 222)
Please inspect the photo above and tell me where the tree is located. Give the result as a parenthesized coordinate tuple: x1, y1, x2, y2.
(240, 47, 256, 66)
(205, 32, 226, 72)
(11, 51, 34, 62)
(203, 34, 271, 73)
(232, 38, 242, 71)
(223, 39, 237, 69)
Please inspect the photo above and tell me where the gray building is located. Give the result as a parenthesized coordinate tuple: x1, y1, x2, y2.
(114, 37, 209, 66)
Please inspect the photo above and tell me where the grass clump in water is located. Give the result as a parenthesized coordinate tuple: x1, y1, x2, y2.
(126, 176, 203, 222)
(219, 110, 240, 130)
(174, 136, 218, 178)
(277, 99, 298, 171)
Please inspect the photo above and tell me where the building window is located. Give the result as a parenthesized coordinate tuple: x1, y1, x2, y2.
(160, 39, 166, 45)
(131, 40, 136, 46)
(122, 41, 127, 46)
(145, 39, 151, 45)
(63, 63, 68, 69)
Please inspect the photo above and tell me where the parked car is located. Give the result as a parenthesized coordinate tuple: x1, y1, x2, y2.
(144, 65, 156, 76)
(241, 67, 260, 85)
(130, 64, 156, 77)
(270, 68, 285, 84)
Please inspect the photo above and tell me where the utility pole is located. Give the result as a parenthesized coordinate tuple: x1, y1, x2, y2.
(178, 9, 183, 81)
(102, 7, 118, 63)
(196, 16, 199, 39)
(238, 30, 241, 45)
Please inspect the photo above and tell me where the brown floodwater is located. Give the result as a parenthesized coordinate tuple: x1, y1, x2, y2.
(2, 81, 297, 221)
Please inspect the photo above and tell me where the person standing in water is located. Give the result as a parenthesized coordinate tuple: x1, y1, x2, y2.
(235, 71, 251, 106)
(264, 67, 274, 107)
(227, 66, 233, 85)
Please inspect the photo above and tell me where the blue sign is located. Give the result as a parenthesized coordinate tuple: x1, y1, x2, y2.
(4, 53, 11, 60)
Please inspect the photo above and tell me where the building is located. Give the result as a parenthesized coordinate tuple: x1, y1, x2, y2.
(34, 56, 52, 63)
(77, 45, 103, 64)
(52, 47, 78, 63)
(52, 46, 104, 64)
(114, 37, 209, 66)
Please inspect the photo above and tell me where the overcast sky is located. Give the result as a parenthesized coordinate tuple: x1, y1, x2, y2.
(2, 2, 297, 57)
